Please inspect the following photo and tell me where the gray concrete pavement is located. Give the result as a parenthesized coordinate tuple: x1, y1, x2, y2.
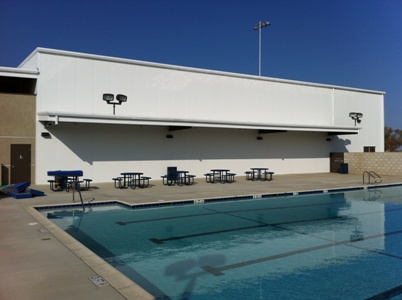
(1, 173, 401, 299)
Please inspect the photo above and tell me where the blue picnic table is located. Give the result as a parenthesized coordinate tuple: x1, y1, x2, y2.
(47, 170, 83, 191)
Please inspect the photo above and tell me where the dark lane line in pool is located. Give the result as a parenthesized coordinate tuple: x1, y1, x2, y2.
(249, 205, 402, 266)
(346, 242, 402, 261)
(117, 199, 348, 225)
(148, 215, 348, 244)
(116, 203, 402, 227)
(201, 206, 268, 225)
(148, 199, 402, 245)
(202, 206, 402, 233)
(115, 211, 219, 225)
(202, 200, 347, 214)
(149, 224, 272, 244)
(366, 283, 402, 300)
(133, 201, 402, 247)
(202, 229, 402, 276)
(274, 223, 402, 261)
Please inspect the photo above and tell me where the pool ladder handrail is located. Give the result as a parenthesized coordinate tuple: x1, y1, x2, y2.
(363, 188, 382, 201)
(71, 180, 85, 211)
(363, 171, 382, 185)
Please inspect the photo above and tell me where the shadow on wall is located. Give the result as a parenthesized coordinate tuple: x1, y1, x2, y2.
(331, 135, 351, 153)
(46, 123, 335, 164)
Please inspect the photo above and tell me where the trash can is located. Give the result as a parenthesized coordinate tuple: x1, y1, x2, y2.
(55, 175, 67, 189)
(340, 163, 349, 174)
(167, 167, 178, 180)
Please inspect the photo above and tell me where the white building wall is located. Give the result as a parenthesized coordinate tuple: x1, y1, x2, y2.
(332, 90, 384, 152)
(18, 49, 384, 184)
(36, 123, 331, 183)
(31, 51, 338, 126)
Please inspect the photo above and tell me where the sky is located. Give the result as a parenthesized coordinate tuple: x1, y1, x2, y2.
(1, 0, 401, 129)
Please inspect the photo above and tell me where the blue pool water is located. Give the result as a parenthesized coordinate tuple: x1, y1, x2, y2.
(41, 186, 402, 299)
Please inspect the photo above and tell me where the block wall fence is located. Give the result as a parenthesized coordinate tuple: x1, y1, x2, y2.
(344, 152, 402, 176)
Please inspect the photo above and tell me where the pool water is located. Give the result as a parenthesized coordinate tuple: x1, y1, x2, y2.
(42, 187, 402, 299)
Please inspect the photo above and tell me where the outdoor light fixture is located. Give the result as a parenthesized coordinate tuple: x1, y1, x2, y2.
(103, 93, 114, 102)
(349, 112, 363, 126)
(116, 94, 127, 102)
(103, 93, 127, 115)
(41, 132, 51, 138)
(253, 20, 270, 76)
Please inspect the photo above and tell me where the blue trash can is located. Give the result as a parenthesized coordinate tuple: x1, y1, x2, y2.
(340, 163, 348, 174)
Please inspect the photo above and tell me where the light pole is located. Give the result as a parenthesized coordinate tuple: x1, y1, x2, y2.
(253, 20, 270, 76)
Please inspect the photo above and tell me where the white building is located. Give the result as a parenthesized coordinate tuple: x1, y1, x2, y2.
(0, 48, 384, 185)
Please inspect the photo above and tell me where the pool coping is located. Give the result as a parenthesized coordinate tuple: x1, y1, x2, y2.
(25, 205, 155, 300)
(33, 182, 402, 212)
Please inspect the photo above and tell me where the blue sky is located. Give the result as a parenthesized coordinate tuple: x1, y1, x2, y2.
(1, 0, 401, 129)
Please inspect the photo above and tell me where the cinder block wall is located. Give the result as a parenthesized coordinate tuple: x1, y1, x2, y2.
(344, 152, 402, 175)
(0, 93, 36, 184)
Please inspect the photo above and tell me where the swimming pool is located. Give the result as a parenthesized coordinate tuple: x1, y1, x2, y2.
(40, 186, 402, 299)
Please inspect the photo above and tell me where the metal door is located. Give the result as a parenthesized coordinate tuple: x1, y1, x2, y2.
(10, 144, 31, 183)
(330, 152, 344, 173)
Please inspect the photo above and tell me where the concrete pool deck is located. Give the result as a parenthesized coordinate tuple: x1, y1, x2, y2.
(1, 172, 402, 299)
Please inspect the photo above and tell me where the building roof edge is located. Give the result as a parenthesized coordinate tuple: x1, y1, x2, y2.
(20, 47, 384, 95)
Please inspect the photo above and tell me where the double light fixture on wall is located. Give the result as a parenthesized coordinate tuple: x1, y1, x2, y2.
(349, 112, 363, 126)
(103, 93, 127, 115)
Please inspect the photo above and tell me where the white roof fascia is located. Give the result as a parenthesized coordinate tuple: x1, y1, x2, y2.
(0, 66, 38, 79)
(38, 112, 360, 134)
(27, 47, 384, 95)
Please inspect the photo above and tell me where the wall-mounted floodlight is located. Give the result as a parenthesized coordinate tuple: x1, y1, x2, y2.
(103, 93, 114, 102)
(41, 132, 51, 138)
(103, 93, 127, 115)
(116, 94, 127, 102)
(349, 112, 363, 126)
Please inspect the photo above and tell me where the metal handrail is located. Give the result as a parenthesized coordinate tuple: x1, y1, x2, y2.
(363, 171, 382, 185)
(363, 171, 369, 184)
(71, 180, 85, 211)
(363, 189, 382, 201)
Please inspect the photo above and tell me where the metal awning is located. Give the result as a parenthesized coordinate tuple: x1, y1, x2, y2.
(38, 112, 360, 135)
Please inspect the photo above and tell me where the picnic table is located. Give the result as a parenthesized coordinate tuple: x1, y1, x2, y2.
(113, 172, 151, 189)
(162, 170, 195, 186)
(47, 170, 87, 209)
(245, 168, 274, 181)
(119, 172, 143, 189)
(205, 169, 236, 183)
(47, 170, 84, 191)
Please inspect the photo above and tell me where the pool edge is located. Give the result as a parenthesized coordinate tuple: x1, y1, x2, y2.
(24, 205, 156, 300)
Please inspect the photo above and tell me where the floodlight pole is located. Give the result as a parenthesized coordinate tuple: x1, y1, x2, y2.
(254, 21, 270, 76)
(103, 93, 127, 115)
(258, 23, 262, 76)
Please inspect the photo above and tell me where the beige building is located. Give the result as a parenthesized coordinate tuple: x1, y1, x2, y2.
(0, 68, 37, 185)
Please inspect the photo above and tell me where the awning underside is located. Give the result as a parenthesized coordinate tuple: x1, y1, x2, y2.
(38, 112, 360, 135)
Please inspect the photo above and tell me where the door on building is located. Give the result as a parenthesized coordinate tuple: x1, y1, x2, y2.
(330, 152, 344, 173)
(10, 144, 31, 184)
